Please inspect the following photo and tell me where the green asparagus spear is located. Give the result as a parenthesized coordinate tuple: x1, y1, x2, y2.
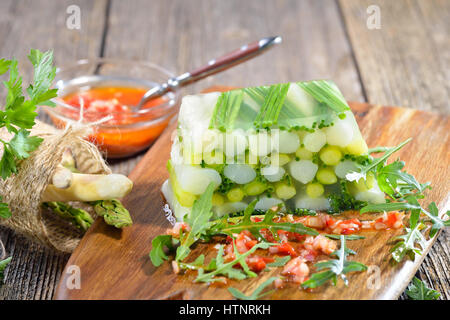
(0, 256, 11, 283)
(89, 199, 132, 228)
(42, 202, 94, 231)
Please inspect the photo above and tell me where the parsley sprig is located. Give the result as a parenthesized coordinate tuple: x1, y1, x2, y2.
(302, 235, 367, 288)
(0, 50, 57, 218)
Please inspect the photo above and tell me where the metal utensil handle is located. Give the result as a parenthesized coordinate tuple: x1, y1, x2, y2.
(172, 36, 282, 88)
(136, 36, 281, 109)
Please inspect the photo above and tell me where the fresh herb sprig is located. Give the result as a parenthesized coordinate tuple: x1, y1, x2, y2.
(346, 138, 448, 263)
(207, 200, 318, 241)
(0, 50, 57, 218)
(194, 242, 274, 283)
(149, 235, 174, 267)
(228, 277, 278, 300)
(345, 138, 411, 183)
(406, 277, 440, 300)
(149, 183, 215, 266)
(302, 235, 367, 288)
(176, 183, 215, 262)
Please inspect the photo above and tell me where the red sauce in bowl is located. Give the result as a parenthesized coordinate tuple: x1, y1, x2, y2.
(49, 86, 176, 158)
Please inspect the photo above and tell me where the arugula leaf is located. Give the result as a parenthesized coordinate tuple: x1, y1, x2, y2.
(302, 236, 367, 289)
(323, 234, 365, 240)
(406, 277, 440, 300)
(208, 201, 318, 240)
(0, 256, 11, 283)
(360, 201, 420, 213)
(346, 138, 411, 182)
(195, 242, 273, 283)
(175, 183, 215, 262)
(266, 256, 291, 267)
(149, 235, 174, 267)
(228, 277, 278, 300)
(423, 202, 450, 238)
(390, 216, 426, 263)
(377, 160, 430, 198)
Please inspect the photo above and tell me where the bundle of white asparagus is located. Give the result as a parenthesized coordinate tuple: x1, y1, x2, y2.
(0, 121, 133, 252)
(42, 148, 133, 230)
(162, 81, 385, 220)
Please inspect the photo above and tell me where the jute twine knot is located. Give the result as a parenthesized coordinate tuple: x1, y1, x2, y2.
(0, 100, 113, 252)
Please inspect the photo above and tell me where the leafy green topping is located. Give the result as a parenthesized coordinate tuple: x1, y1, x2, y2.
(406, 277, 440, 300)
(266, 256, 291, 267)
(377, 160, 430, 199)
(0, 50, 57, 218)
(176, 183, 215, 262)
(302, 236, 367, 288)
(323, 234, 365, 240)
(208, 200, 318, 240)
(194, 242, 274, 283)
(228, 277, 278, 300)
(346, 138, 411, 182)
(149, 235, 174, 267)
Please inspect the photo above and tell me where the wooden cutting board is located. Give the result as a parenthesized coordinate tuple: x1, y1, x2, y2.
(54, 93, 450, 300)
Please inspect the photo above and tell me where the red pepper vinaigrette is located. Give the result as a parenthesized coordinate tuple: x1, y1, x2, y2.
(51, 86, 175, 158)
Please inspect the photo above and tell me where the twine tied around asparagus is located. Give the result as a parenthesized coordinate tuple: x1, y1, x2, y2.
(0, 97, 114, 252)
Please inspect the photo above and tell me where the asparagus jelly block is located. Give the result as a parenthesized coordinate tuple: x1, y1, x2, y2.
(162, 81, 385, 221)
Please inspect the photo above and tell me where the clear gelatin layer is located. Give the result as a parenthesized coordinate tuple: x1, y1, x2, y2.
(162, 80, 384, 221)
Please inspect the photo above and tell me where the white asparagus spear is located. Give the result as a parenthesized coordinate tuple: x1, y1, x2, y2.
(42, 173, 133, 202)
(51, 166, 73, 189)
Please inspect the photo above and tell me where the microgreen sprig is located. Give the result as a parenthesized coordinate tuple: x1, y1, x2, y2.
(302, 235, 367, 289)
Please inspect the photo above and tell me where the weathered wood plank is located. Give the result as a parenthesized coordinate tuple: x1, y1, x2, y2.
(339, 0, 449, 113)
(0, 0, 108, 300)
(103, 0, 364, 101)
(339, 0, 450, 300)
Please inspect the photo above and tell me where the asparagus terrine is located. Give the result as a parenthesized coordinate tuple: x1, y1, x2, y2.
(162, 81, 385, 221)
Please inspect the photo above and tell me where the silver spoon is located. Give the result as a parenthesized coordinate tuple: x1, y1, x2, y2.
(133, 36, 282, 110)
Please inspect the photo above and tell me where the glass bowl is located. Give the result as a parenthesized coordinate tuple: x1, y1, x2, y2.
(43, 58, 180, 158)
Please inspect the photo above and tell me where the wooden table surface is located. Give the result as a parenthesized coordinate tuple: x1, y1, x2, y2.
(0, 0, 448, 300)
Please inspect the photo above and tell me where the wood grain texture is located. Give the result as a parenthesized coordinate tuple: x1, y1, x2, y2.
(0, 0, 108, 300)
(103, 0, 364, 101)
(0, 0, 449, 300)
(339, 0, 450, 114)
(54, 102, 450, 300)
